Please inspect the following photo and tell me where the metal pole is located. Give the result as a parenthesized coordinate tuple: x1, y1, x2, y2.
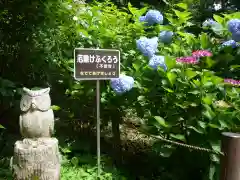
(220, 132, 240, 180)
(96, 80, 101, 178)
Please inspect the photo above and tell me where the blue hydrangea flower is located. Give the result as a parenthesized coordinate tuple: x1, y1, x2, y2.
(227, 19, 240, 41)
(221, 40, 240, 48)
(159, 31, 174, 43)
(140, 10, 163, 25)
(136, 37, 158, 57)
(202, 19, 219, 27)
(145, 10, 163, 25)
(110, 75, 134, 94)
(227, 19, 240, 33)
(148, 55, 167, 71)
(202, 19, 223, 33)
(139, 16, 146, 22)
(232, 31, 240, 42)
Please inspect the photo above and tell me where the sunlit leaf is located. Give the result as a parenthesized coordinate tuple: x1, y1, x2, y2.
(170, 134, 186, 141)
(51, 105, 61, 111)
(213, 14, 223, 24)
(185, 69, 197, 80)
(154, 116, 169, 128)
(0, 124, 5, 129)
(165, 56, 176, 70)
(200, 33, 209, 49)
(163, 87, 174, 93)
(173, 10, 191, 20)
(188, 126, 204, 134)
(208, 123, 220, 128)
(167, 72, 177, 86)
(202, 96, 213, 105)
(175, 3, 188, 10)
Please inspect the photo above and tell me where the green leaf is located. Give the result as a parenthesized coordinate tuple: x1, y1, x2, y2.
(0, 124, 5, 129)
(77, 28, 89, 37)
(202, 96, 213, 105)
(230, 65, 240, 69)
(137, 7, 148, 16)
(211, 76, 223, 85)
(175, 3, 188, 10)
(154, 116, 169, 128)
(213, 14, 223, 24)
(60, 147, 71, 154)
(210, 153, 220, 162)
(203, 82, 213, 88)
(132, 62, 141, 71)
(208, 123, 220, 129)
(173, 9, 191, 20)
(209, 163, 216, 180)
(200, 33, 209, 49)
(203, 111, 214, 120)
(167, 72, 177, 86)
(128, 2, 145, 16)
(163, 87, 174, 93)
(210, 141, 221, 153)
(170, 134, 186, 141)
(193, 79, 201, 86)
(205, 57, 215, 68)
(71, 157, 79, 166)
(51, 105, 61, 111)
(188, 126, 204, 134)
(188, 90, 200, 95)
(165, 56, 176, 70)
(219, 119, 228, 129)
(185, 69, 197, 80)
(198, 121, 207, 129)
(162, 0, 170, 5)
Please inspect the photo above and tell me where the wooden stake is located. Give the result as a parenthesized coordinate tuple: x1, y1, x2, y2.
(220, 132, 240, 180)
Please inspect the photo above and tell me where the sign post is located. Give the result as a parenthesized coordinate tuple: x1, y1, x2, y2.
(74, 48, 120, 178)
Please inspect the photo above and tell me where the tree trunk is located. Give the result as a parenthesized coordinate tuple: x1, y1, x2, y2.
(11, 138, 61, 180)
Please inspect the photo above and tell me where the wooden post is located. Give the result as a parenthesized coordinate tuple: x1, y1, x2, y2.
(220, 132, 240, 180)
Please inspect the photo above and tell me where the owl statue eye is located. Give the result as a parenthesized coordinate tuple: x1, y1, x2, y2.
(20, 95, 32, 112)
(34, 94, 51, 111)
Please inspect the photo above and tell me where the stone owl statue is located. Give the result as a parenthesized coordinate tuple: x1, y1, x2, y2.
(19, 87, 54, 139)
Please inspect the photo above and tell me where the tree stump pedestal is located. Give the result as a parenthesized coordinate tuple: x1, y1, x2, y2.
(11, 138, 61, 180)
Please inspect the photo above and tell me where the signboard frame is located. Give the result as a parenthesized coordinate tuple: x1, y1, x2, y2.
(74, 48, 120, 80)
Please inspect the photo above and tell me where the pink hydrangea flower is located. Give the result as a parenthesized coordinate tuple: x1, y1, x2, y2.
(192, 50, 212, 58)
(176, 56, 198, 64)
(224, 78, 240, 86)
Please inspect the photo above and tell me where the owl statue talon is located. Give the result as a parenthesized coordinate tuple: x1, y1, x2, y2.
(19, 87, 54, 138)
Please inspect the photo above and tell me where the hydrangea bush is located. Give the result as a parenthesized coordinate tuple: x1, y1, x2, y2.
(51, 1, 240, 179)
(106, 3, 240, 180)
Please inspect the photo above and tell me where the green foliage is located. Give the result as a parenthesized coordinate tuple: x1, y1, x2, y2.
(61, 165, 125, 180)
(1, 0, 240, 180)
(0, 155, 127, 180)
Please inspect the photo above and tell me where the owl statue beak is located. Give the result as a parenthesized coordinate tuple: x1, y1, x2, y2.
(31, 103, 37, 109)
